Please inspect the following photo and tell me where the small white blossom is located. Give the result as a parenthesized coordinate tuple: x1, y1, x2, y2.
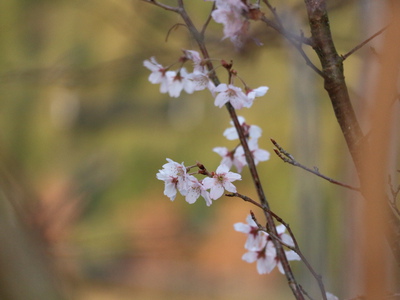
(187, 70, 215, 92)
(202, 164, 241, 200)
(223, 116, 262, 140)
(236, 220, 300, 275)
(182, 49, 206, 73)
(156, 158, 188, 201)
(213, 84, 251, 109)
(234, 214, 267, 250)
(326, 292, 339, 300)
(168, 68, 195, 97)
(185, 175, 212, 206)
(246, 86, 269, 103)
(143, 57, 174, 94)
(211, 0, 250, 48)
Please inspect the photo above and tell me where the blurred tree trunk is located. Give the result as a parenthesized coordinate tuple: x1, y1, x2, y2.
(0, 190, 66, 300)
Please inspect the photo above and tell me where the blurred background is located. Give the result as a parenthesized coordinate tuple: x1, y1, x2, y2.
(0, 0, 395, 299)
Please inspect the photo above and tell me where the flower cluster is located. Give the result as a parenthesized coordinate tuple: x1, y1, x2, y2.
(214, 116, 270, 172)
(234, 215, 300, 274)
(156, 159, 241, 206)
(205, 0, 260, 48)
(143, 50, 268, 110)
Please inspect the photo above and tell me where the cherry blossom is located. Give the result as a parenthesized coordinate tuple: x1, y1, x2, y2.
(185, 175, 212, 206)
(236, 220, 300, 274)
(245, 86, 269, 103)
(213, 147, 233, 168)
(211, 0, 250, 48)
(202, 164, 241, 200)
(234, 139, 270, 168)
(167, 67, 195, 97)
(242, 244, 276, 274)
(326, 292, 339, 300)
(187, 70, 215, 92)
(234, 214, 268, 250)
(156, 158, 188, 200)
(143, 57, 175, 94)
(223, 116, 262, 140)
(182, 49, 205, 73)
(213, 83, 251, 109)
(264, 245, 300, 274)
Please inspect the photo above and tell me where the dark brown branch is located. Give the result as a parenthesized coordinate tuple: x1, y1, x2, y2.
(304, 0, 365, 174)
(271, 139, 360, 191)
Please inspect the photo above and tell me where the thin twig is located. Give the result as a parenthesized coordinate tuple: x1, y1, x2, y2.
(260, 1, 324, 77)
(165, 23, 187, 42)
(262, 0, 313, 46)
(341, 25, 389, 61)
(271, 138, 360, 192)
(200, 2, 215, 37)
(141, 0, 179, 12)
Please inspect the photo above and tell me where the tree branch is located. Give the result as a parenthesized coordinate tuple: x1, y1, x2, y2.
(304, 0, 365, 174)
(271, 139, 360, 191)
(341, 25, 388, 61)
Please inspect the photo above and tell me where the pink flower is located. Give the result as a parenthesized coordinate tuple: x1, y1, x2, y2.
(182, 49, 206, 73)
(234, 214, 267, 250)
(156, 158, 188, 200)
(187, 70, 215, 92)
(143, 57, 196, 98)
(168, 68, 195, 97)
(213, 146, 246, 173)
(237, 221, 301, 274)
(143, 57, 173, 94)
(202, 164, 241, 200)
(213, 83, 251, 109)
(223, 116, 262, 140)
(242, 244, 276, 274)
(211, 0, 250, 48)
(235, 139, 270, 168)
(246, 86, 269, 99)
(326, 292, 339, 300)
(264, 246, 300, 274)
(245, 86, 269, 107)
(185, 175, 212, 206)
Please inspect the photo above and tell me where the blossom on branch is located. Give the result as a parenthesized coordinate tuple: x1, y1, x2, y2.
(234, 214, 267, 250)
(167, 68, 195, 97)
(213, 146, 246, 173)
(234, 138, 270, 169)
(223, 116, 262, 140)
(143, 57, 176, 94)
(156, 158, 188, 201)
(213, 83, 251, 109)
(210, 0, 250, 48)
(185, 175, 212, 206)
(235, 217, 300, 275)
(182, 49, 205, 73)
(187, 70, 215, 92)
(202, 164, 241, 200)
(246, 86, 269, 101)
